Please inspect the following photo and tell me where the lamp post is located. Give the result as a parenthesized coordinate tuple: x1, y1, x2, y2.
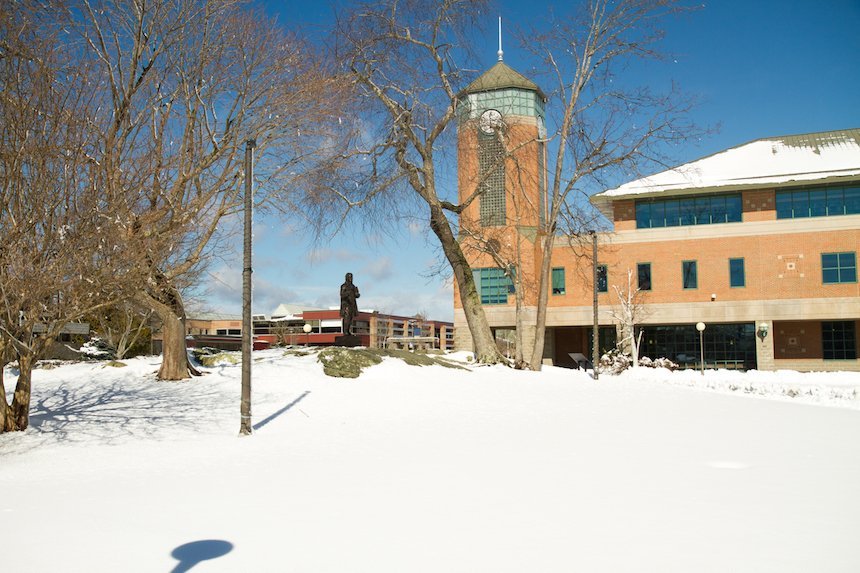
(696, 321, 706, 376)
(303, 322, 312, 346)
(239, 138, 255, 436)
(589, 230, 599, 380)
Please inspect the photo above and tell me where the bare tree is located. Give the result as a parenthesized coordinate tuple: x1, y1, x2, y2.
(87, 303, 154, 359)
(524, 0, 701, 369)
(0, 3, 136, 431)
(607, 268, 648, 368)
(73, 0, 345, 379)
(335, 0, 506, 364)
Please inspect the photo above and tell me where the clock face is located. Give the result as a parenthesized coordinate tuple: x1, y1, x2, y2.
(479, 109, 502, 134)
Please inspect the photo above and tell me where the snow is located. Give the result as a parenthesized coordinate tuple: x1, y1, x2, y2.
(3, 350, 860, 572)
(597, 131, 860, 198)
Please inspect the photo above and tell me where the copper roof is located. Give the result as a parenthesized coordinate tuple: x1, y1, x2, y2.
(461, 61, 546, 100)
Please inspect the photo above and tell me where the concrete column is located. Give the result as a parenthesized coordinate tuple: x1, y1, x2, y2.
(369, 312, 379, 348)
(755, 319, 775, 371)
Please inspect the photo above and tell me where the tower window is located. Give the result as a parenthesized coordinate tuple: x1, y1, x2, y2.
(479, 130, 506, 226)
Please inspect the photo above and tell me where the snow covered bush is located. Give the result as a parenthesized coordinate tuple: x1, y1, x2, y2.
(600, 350, 678, 374)
(78, 337, 116, 361)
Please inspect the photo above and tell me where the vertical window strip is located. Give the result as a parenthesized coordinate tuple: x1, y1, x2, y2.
(596, 264, 608, 293)
(551, 267, 565, 295)
(637, 263, 652, 291)
(682, 260, 698, 289)
(478, 132, 506, 226)
(729, 258, 745, 287)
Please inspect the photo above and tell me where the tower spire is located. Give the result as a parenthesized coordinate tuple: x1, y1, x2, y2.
(497, 16, 503, 61)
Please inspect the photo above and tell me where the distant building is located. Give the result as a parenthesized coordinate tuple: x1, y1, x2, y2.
(453, 58, 859, 370)
(151, 308, 454, 353)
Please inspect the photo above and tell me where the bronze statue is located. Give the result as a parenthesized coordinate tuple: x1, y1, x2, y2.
(339, 272, 360, 335)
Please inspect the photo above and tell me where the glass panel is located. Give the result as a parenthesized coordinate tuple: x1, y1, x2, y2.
(664, 199, 680, 226)
(845, 186, 860, 215)
(822, 268, 840, 284)
(711, 195, 727, 223)
(552, 267, 565, 295)
(809, 189, 827, 217)
(637, 263, 652, 291)
(679, 199, 695, 225)
(775, 192, 792, 219)
(792, 190, 809, 218)
(597, 265, 608, 293)
(694, 196, 711, 225)
(635, 203, 650, 229)
(726, 195, 742, 222)
(825, 187, 844, 216)
(682, 261, 697, 289)
(650, 201, 666, 228)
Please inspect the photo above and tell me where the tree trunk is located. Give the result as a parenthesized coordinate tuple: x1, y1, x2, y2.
(428, 203, 504, 364)
(3, 354, 35, 432)
(137, 288, 199, 381)
(528, 232, 557, 371)
(0, 364, 9, 432)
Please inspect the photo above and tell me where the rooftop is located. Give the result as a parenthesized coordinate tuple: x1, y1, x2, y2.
(591, 128, 860, 214)
(460, 61, 546, 100)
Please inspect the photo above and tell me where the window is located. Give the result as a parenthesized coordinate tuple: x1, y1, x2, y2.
(776, 186, 860, 219)
(729, 258, 745, 287)
(478, 129, 506, 226)
(821, 252, 857, 284)
(822, 321, 857, 360)
(596, 265, 608, 293)
(635, 194, 741, 228)
(551, 267, 566, 295)
(682, 260, 697, 289)
(473, 268, 514, 304)
(637, 263, 652, 291)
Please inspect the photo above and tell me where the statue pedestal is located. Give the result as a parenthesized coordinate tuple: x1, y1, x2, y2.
(334, 335, 361, 347)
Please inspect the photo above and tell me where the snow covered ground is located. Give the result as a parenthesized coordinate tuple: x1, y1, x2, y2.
(2, 349, 860, 572)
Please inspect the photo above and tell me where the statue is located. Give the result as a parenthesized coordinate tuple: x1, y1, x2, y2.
(339, 272, 360, 335)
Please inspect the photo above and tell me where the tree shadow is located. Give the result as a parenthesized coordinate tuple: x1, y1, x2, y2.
(7, 375, 237, 453)
(170, 539, 233, 572)
(253, 390, 310, 431)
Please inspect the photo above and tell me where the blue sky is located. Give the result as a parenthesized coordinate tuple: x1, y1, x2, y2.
(195, 0, 860, 321)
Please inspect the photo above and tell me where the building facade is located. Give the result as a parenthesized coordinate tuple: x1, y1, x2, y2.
(453, 60, 860, 371)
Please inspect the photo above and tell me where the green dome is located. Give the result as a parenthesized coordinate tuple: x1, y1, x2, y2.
(461, 61, 546, 101)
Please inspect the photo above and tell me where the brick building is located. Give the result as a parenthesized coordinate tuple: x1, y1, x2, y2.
(453, 59, 859, 370)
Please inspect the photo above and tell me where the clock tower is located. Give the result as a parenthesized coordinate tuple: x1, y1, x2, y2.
(455, 59, 548, 350)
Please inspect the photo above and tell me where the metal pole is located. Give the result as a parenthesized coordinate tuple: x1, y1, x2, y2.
(591, 230, 599, 380)
(240, 139, 256, 436)
(699, 329, 704, 376)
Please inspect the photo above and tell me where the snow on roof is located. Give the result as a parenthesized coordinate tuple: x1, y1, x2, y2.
(593, 129, 860, 204)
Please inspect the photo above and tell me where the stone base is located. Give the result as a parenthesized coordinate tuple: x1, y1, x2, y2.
(334, 335, 361, 347)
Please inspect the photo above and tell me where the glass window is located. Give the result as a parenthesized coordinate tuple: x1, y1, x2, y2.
(596, 265, 608, 293)
(473, 268, 513, 304)
(845, 186, 860, 214)
(552, 267, 566, 295)
(729, 258, 745, 287)
(821, 252, 857, 284)
(775, 192, 792, 219)
(726, 195, 742, 222)
(777, 186, 860, 219)
(478, 130, 505, 226)
(635, 203, 651, 228)
(809, 189, 827, 217)
(636, 194, 741, 229)
(682, 260, 698, 289)
(821, 320, 857, 360)
(822, 321, 857, 360)
(637, 263, 652, 291)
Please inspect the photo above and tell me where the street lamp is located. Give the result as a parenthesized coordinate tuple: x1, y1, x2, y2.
(696, 322, 706, 376)
(303, 323, 312, 346)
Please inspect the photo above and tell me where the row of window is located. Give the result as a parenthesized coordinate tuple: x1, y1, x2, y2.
(776, 186, 860, 219)
(544, 251, 857, 300)
(635, 194, 742, 229)
(634, 185, 860, 229)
